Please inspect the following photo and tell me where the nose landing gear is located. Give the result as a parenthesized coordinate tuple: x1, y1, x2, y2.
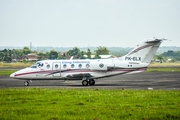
(24, 80, 32, 86)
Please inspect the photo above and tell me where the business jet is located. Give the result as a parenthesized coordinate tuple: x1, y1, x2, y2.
(10, 38, 165, 86)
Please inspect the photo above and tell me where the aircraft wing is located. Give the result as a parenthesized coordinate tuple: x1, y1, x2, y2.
(65, 73, 93, 78)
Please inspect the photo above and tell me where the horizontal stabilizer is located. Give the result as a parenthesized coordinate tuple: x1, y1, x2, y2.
(146, 38, 167, 43)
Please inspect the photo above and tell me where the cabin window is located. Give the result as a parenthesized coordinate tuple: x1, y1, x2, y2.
(63, 64, 67, 68)
(99, 63, 104, 68)
(78, 64, 82, 68)
(47, 64, 50, 69)
(71, 64, 75, 68)
(55, 64, 58, 69)
(86, 64, 90, 68)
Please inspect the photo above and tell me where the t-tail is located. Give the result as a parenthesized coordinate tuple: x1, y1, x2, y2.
(122, 38, 165, 64)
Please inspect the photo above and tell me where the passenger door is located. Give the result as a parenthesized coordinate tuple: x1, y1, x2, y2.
(52, 62, 61, 77)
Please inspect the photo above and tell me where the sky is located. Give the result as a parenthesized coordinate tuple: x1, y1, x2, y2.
(0, 0, 180, 47)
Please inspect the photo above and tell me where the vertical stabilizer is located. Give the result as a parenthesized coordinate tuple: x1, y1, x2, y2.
(122, 38, 164, 63)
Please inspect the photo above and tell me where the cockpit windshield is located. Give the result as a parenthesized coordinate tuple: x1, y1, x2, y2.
(30, 62, 44, 68)
(30, 63, 37, 68)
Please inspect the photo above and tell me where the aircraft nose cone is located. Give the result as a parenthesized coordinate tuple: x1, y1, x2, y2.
(10, 73, 15, 78)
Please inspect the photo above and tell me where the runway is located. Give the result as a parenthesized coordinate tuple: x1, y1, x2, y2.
(0, 72, 180, 89)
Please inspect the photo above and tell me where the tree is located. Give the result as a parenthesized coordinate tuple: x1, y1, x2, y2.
(22, 47, 31, 55)
(94, 46, 109, 58)
(79, 51, 86, 59)
(15, 49, 24, 59)
(162, 50, 180, 61)
(67, 47, 81, 58)
(0, 52, 5, 61)
(38, 52, 48, 60)
(86, 49, 92, 59)
(57, 52, 68, 59)
(0, 49, 12, 62)
(156, 55, 164, 63)
(49, 50, 58, 59)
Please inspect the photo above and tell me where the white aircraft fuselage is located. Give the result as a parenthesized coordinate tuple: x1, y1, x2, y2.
(10, 38, 165, 86)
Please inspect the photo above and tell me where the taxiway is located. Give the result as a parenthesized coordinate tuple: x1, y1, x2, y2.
(0, 72, 179, 89)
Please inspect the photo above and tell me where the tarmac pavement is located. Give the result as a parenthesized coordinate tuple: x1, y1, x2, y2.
(0, 72, 179, 90)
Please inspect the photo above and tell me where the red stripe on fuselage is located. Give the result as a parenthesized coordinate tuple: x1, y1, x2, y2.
(14, 67, 147, 77)
(14, 70, 55, 76)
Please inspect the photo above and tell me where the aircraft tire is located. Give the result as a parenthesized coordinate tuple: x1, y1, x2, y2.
(82, 80, 88, 86)
(24, 81, 29, 86)
(89, 79, 95, 86)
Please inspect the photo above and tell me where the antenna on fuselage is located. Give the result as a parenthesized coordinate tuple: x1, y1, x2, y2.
(70, 56, 74, 60)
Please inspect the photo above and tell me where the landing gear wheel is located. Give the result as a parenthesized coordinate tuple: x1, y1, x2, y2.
(89, 79, 95, 86)
(24, 81, 29, 86)
(82, 80, 88, 86)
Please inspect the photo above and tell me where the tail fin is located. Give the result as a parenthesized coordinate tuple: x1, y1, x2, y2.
(122, 38, 164, 63)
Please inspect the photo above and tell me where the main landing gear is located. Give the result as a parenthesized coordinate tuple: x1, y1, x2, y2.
(82, 79, 95, 86)
(24, 80, 32, 86)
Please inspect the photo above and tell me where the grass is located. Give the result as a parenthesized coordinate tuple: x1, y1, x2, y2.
(149, 62, 180, 67)
(0, 62, 33, 68)
(0, 88, 179, 120)
(146, 67, 180, 72)
(0, 70, 17, 76)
